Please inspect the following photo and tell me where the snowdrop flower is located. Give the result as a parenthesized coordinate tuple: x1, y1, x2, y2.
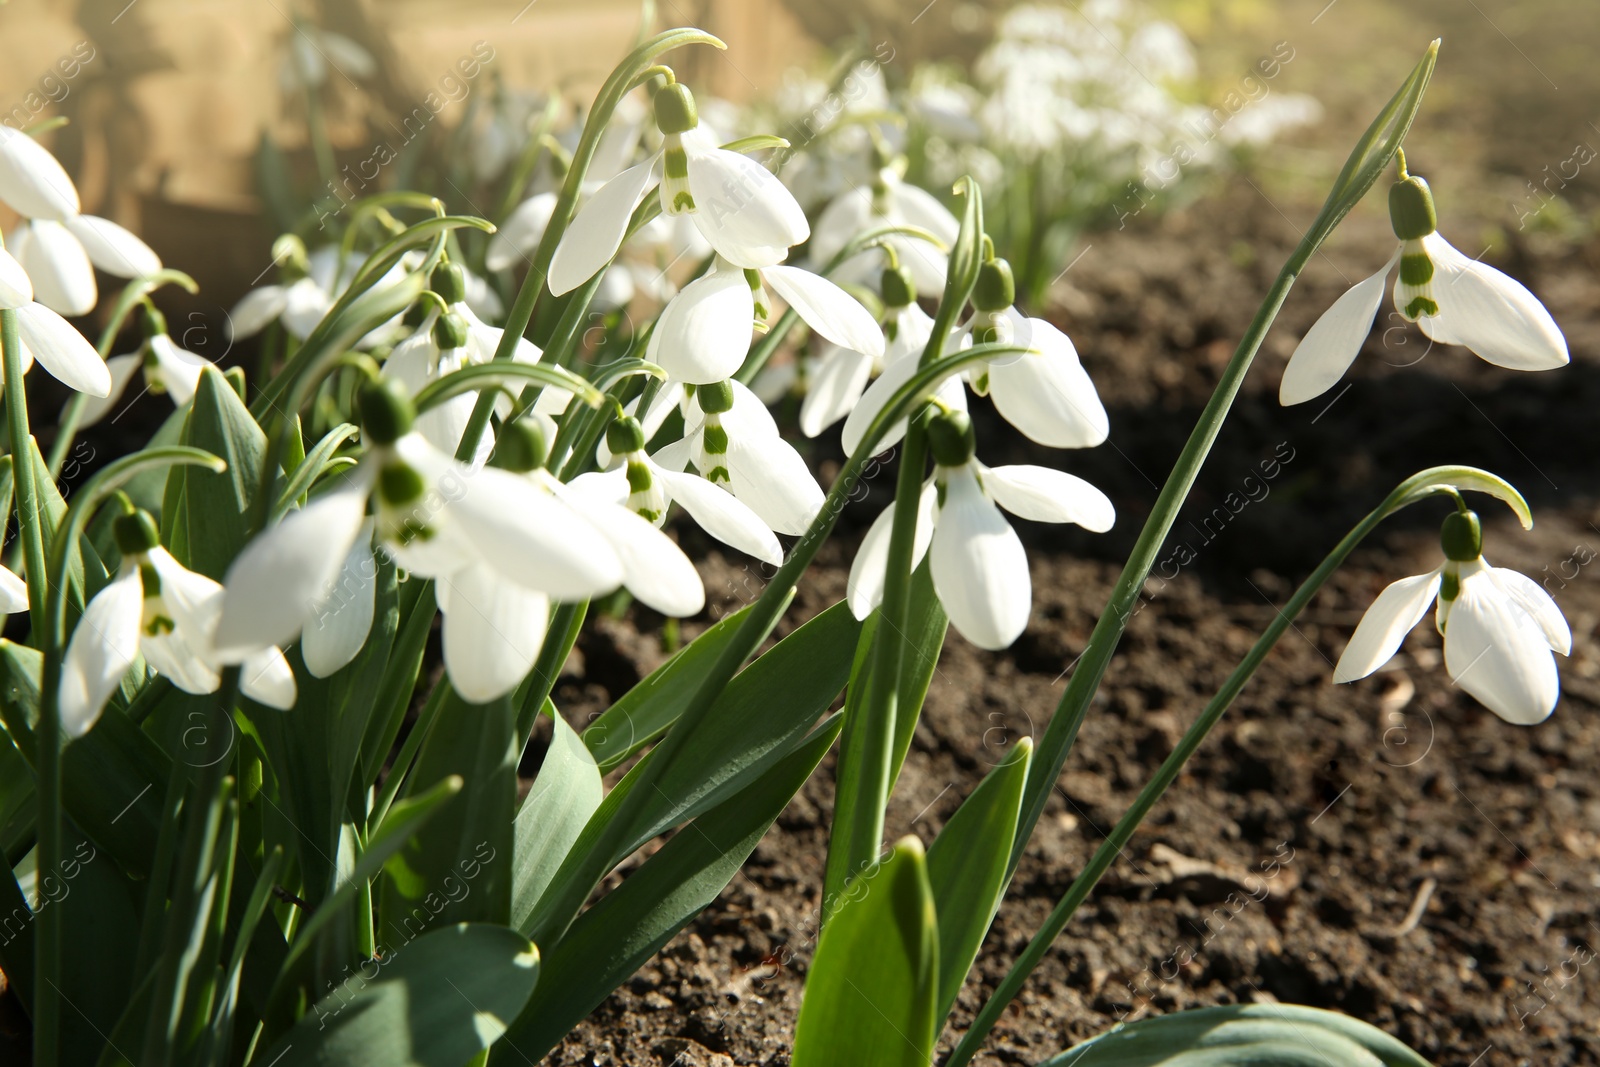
(1333, 508, 1570, 725)
(278, 23, 376, 94)
(803, 263, 932, 438)
(810, 162, 959, 295)
(0, 127, 161, 317)
(1281, 159, 1568, 405)
(0, 564, 27, 615)
(216, 380, 625, 685)
(60, 509, 296, 739)
(431, 420, 706, 699)
(661, 379, 824, 536)
(228, 244, 411, 345)
(648, 255, 882, 386)
(76, 306, 209, 427)
(569, 414, 783, 567)
(0, 246, 112, 397)
(488, 191, 638, 309)
(381, 263, 541, 459)
(848, 409, 1114, 650)
(548, 78, 808, 295)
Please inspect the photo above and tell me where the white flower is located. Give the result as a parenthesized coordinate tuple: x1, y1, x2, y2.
(216, 382, 625, 680)
(10, 215, 161, 317)
(0, 564, 28, 615)
(227, 246, 411, 346)
(648, 256, 883, 386)
(548, 81, 808, 296)
(810, 167, 959, 295)
(965, 309, 1109, 449)
(0, 250, 111, 396)
(803, 273, 932, 439)
(1281, 169, 1568, 405)
(77, 323, 209, 428)
(0, 125, 79, 222)
(569, 411, 783, 567)
(1333, 511, 1570, 725)
(847, 412, 1114, 650)
(60, 511, 295, 739)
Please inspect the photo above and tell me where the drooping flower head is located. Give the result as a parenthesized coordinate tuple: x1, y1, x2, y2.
(1281, 155, 1568, 405)
(77, 303, 210, 428)
(1334, 507, 1571, 724)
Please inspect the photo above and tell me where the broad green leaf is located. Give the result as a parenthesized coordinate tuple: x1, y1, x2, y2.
(53, 823, 142, 1067)
(926, 736, 1031, 1023)
(258, 923, 540, 1067)
(791, 836, 939, 1067)
(0, 641, 168, 879)
(510, 702, 603, 932)
(499, 715, 841, 1063)
(1035, 1004, 1434, 1066)
(581, 599, 777, 771)
(530, 601, 860, 942)
(378, 690, 516, 947)
(162, 364, 268, 580)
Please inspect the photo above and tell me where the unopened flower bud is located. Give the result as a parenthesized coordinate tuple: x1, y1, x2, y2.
(359, 377, 416, 445)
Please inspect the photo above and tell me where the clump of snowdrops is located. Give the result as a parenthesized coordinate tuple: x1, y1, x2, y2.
(0, 26, 1573, 1067)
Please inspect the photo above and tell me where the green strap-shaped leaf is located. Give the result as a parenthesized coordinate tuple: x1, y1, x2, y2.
(496, 715, 842, 1063)
(257, 923, 540, 1067)
(580, 599, 776, 771)
(162, 365, 268, 580)
(1035, 1004, 1435, 1066)
(791, 835, 940, 1067)
(510, 702, 603, 932)
(926, 736, 1031, 1024)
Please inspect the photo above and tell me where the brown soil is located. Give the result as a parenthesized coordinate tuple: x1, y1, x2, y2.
(536, 183, 1600, 1066)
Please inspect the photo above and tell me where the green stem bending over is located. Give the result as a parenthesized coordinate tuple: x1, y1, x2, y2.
(944, 464, 1523, 1066)
(1008, 39, 1439, 884)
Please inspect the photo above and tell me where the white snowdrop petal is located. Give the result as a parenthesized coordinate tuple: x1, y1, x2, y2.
(75, 353, 142, 428)
(722, 434, 825, 537)
(227, 285, 289, 341)
(983, 465, 1115, 531)
(240, 646, 298, 709)
(0, 248, 33, 309)
(215, 472, 372, 655)
(1444, 564, 1561, 725)
(280, 277, 331, 340)
(567, 467, 630, 507)
(14, 300, 111, 396)
(438, 563, 550, 704)
(987, 319, 1108, 448)
(1332, 569, 1441, 683)
(548, 156, 659, 296)
(684, 144, 808, 267)
(846, 483, 937, 621)
(443, 458, 623, 599)
(145, 547, 225, 641)
(488, 192, 557, 272)
(1486, 563, 1572, 656)
(800, 345, 874, 438)
(1280, 251, 1397, 406)
(64, 214, 162, 279)
(1420, 233, 1569, 370)
(841, 354, 916, 456)
(301, 521, 377, 677)
(140, 626, 221, 696)
(148, 335, 207, 405)
(762, 265, 886, 359)
(568, 492, 705, 617)
(655, 466, 783, 566)
(59, 569, 143, 739)
(930, 467, 1032, 651)
(14, 219, 96, 317)
(0, 125, 80, 220)
(652, 268, 755, 384)
(0, 564, 27, 614)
